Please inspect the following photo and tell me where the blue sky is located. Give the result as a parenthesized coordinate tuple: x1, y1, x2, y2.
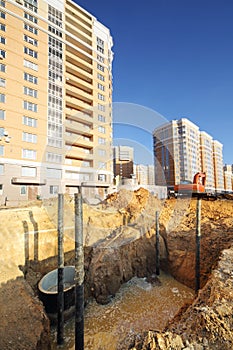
(74, 0, 233, 165)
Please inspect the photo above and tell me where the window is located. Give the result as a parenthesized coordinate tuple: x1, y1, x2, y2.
(97, 37, 104, 47)
(24, 35, 37, 46)
(0, 109, 5, 119)
(46, 168, 62, 179)
(0, 93, 5, 102)
(0, 35, 5, 44)
(98, 125, 105, 134)
(0, 23, 5, 32)
(24, 12, 37, 24)
(46, 152, 62, 163)
(98, 137, 106, 145)
(0, 1, 5, 8)
(24, 59, 38, 71)
(23, 101, 37, 112)
(98, 114, 105, 122)
(98, 93, 105, 101)
(97, 54, 104, 63)
(0, 77, 5, 87)
(82, 161, 90, 167)
(97, 45, 104, 54)
(24, 1, 38, 13)
(98, 162, 106, 169)
(21, 166, 36, 177)
(20, 186, 27, 195)
(22, 149, 37, 159)
(98, 83, 105, 91)
(22, 132, 37, 143)
(24, 46, 38, 58)
(0, 145, 4, 155)
(24, 72, 38, 84)
(98, 149, 106, 157)
(0, 49, 5, 58)
(50, 185, 58, 195)
(97, 73, 105, 81)
(98, 174, 106, 182)
(24, 23, 38, 35)
(23, 115, 37, 127)
(98, 103, 105, 112)
(0, 12, 5, 19)
(24, 86, 37, 98)
(97, 64, 104, 72)
(0, 163, 4, 175)
(0, 63, 5, 72)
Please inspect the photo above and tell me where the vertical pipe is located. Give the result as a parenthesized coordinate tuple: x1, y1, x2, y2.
(195, 196, 202, 294)
(75, 192, 84, 350)
(57, 193, 64, 345)
(155, 210, 160, 275)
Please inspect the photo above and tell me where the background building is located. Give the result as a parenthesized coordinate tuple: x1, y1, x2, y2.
(113, 145, 134, 179)
(223, 164, 233, 193)
(135, 164, 155, 186)
(0, 0, 113, 205)
(153, 118, 224, 192)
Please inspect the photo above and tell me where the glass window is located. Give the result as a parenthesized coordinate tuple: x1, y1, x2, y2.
(20, 186, 27, 195)
(24, 23, 38, 35)
(98, 114, 105, 122)
(22, 149, 37, 159)
(0, 163, 4, 175)
(0, 145, 4, 155)
(24, 46, 38, 58)
(0, 109, 5, 119)
(21, 166, 36, 177)
(24, 12, 38, 24)
(24, 86, 37, 98)
(98, 137, 106, 145)
(22, 132, 37, 143)
(0, 23, 5, 32)
(0, 12, 5, 19)
(0, 49, 5, 58)
(24, 59, 38, 71)
(50, 185, 58, 195)
(0, 93, 5, 102)
(0, 63, 5, 72)
(98, 125, 105, 134)
(46, 168, 62, 179)
(23, 115, 37, 127)
(0, 77, 5, 87)
(0, 36, 5, 44)
(98, 174, 106, 182)
(23, 101, 37, 112)
(24, 72, 38, 84)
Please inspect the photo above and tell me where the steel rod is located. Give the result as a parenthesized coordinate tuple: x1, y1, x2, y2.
(74, 192, 84, 350)
(195, 196, 202, 294)
(155, 210, 160, 275)
(57, 193, 64, 345)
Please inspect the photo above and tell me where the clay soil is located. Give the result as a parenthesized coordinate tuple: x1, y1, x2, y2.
(0, 189, 233, 349)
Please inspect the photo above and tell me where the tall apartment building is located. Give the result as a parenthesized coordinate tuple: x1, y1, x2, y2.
(153, 118, 200, 186)
(223, 164, 233, 192)
(135, 164, 155, 186)
(0, 0, 113, 205)
(113, 146, 134, 179)
(153, 118, 224, 192)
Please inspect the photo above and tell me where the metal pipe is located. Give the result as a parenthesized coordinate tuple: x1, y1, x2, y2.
(195, 196, 202, 294)
(155, 210, 160, 275)
(57, 193, 64, 345)
(74, 192, 84, 350)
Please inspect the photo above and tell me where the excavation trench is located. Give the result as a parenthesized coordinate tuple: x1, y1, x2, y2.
(0, 191, 233, 349)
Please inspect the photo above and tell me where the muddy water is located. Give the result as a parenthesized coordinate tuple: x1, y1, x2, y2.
(51, 272, 194, 350)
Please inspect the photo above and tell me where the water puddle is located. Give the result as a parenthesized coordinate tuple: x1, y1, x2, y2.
(51, 272, 194, 349)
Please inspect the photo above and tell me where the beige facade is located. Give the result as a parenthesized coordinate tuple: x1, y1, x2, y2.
(223, 164, 233, 192)
(135, 164, 155, 186)
(0, 0, 113, 205)
(153, 118, 200, 186)
(153, 118, 224, 192)
(113, 146, 134, 179)
(200, 131, 215, 191)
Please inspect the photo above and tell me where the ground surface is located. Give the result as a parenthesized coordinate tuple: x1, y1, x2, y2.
(0, 189, 232, 349)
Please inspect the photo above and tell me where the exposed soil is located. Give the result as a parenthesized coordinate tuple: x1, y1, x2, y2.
(0, 188, 232, 349)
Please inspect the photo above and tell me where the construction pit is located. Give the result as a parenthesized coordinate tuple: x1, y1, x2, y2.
(0, 188, 233, 350)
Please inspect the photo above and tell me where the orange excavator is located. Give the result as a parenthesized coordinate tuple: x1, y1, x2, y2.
(174, 172, 206, 196)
